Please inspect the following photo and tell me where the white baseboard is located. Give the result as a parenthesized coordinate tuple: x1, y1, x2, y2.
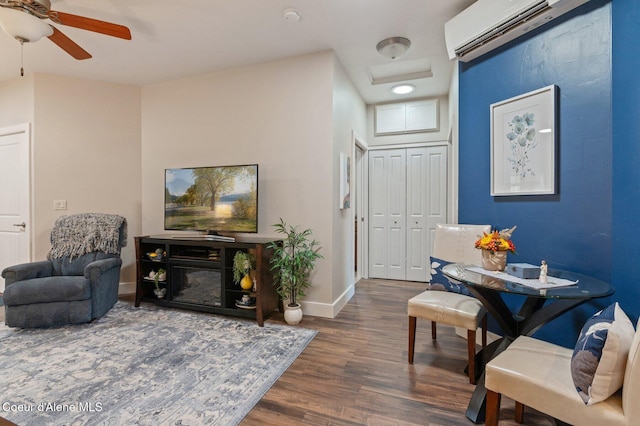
(118, 281, 136, 295)
(301, 283, 356, 319)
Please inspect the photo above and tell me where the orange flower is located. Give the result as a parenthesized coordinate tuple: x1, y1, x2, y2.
(474, 227, 517, 254)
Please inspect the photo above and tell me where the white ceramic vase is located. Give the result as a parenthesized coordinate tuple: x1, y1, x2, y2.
(481, 249, 507, 271)
(284, 303, 303, 325)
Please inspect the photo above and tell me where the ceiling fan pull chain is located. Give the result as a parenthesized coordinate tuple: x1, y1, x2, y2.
(20, 38, 24, 77)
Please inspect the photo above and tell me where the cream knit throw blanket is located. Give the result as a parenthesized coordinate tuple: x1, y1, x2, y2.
(48, 213, 127, 260)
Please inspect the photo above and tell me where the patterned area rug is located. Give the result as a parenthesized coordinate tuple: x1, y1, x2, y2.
(0, 302, 316, 425)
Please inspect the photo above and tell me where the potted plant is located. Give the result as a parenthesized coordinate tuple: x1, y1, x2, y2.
(152, 268, 166, 298)
(233, 251, 255, 291)
(267, 218, 323, 325)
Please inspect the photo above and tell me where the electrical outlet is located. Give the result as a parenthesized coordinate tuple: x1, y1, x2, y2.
(54, 200, 67, 210)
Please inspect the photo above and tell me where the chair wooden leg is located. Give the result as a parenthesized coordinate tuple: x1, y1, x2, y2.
(408, 316, 416, 364)
(467, 329, 476, 384)
(431, 321, 437, 340)
(481, 315, 488, 348)
(486, 389, 502, 426)
(515, 401, 525, 424)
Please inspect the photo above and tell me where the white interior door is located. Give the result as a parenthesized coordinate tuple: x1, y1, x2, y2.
(406, 146, 448, 281)
(368, 149, 406, 279)
(386, 150, 406, 279)
(0, 123, 31, 292)
(368, 151, 388, 278)
(368, 145, 447, 282)
(425, 146, 448, 258)
(406, 148, 428, 282)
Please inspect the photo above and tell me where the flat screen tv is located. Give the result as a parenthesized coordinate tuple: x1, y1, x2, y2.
(165, 164, 258, 234)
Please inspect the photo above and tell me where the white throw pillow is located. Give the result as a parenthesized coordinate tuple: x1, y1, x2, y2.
(571, 302, 635, 405)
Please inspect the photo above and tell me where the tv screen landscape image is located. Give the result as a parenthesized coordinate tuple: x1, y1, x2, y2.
(165, 164, 258, 234)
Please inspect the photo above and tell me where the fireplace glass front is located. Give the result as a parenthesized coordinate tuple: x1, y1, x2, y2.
(171, 265, 222, 307)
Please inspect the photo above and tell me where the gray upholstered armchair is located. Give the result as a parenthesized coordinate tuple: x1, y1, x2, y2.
(2, 213, 127, 328)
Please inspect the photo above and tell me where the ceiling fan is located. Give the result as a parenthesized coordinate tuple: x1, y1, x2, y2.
(0, 0, 131, 60)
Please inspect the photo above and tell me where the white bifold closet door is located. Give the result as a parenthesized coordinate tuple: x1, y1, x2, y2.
(368, 146, 447, 282)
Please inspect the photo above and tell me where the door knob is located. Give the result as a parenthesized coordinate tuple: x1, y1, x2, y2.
(13, 222, 26, 229)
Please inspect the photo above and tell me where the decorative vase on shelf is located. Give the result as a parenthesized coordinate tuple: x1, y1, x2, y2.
(481, 250, 507, 271)
(240, 274, 253, 290)
(154, 288, 166, 299)
(233, 251, 255, 291)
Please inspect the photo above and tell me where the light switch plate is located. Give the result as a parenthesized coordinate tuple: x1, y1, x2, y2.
(54, 200, 67, 210)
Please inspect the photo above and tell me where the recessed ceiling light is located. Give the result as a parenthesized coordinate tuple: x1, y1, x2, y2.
(391, 84, 415, 95)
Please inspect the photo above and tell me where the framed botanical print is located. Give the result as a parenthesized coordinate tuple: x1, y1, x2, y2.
(490, 85, 557, 196)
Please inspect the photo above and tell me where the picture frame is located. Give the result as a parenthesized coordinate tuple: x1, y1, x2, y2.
(490, 85, 557, 196)
(339, 153, 350, 209)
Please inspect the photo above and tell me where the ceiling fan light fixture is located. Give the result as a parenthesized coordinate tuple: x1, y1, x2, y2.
(391, 84, 415, 95)
(376, 37, 411, 60)
(0, 7, 53, 42)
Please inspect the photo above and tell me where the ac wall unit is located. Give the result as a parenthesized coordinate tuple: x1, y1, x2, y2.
(444, 0, 589, 62)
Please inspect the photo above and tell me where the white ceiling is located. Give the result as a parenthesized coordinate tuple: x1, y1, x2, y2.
(0, 0, 475, 105)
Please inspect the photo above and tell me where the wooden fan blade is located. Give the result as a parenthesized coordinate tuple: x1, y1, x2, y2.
(48, 26, 92, 60)
(51, 11, 131, 40)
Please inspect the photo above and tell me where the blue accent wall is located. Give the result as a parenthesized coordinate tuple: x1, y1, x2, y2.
(458, 0, 636, 347)
(612, 0, 640, 336)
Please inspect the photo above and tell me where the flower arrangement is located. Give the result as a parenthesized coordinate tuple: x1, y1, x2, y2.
(475, 226, 517, 254)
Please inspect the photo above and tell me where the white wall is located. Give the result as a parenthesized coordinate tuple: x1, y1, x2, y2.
(0, 51, 366, 315)
(325, 58, 367, 317)
(32, 74, 142, 285)
(0, 74, 141, 287)
(0, 76, 34, 128)
(141, 51, 364, 316)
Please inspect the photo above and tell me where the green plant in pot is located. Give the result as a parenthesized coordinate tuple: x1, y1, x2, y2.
(267, 218, 323, 325)
(153, 268, 166, 298)
(233, 251, 255, 291)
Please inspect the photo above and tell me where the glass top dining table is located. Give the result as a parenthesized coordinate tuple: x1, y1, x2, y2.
(442, 263, 614, 299)
(441, 263, 614, 423)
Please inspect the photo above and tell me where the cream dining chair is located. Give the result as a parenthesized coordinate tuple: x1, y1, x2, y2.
(408, 223, 491, 384)
(485, 315, 640, 426)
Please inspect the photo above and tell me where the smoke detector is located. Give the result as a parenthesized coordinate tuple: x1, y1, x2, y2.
(282, 8, 301, 23)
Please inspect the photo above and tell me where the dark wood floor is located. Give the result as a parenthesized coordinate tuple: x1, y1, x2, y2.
(243, 279, 555, 426)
